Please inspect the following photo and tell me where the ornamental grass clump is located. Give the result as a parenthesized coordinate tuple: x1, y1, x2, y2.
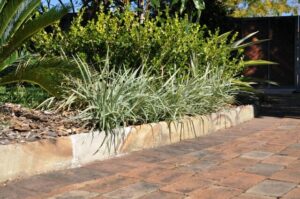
(60, 58, 162, 131)
(60, 56, 236, 132)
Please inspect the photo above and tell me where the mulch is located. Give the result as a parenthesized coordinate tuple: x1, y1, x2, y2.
(0, 103, 88, 145)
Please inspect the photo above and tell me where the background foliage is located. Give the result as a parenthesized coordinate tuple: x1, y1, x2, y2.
(224, 0, 298, 17)
(29, 9, 245, 79)
(42, 0, 300, 17)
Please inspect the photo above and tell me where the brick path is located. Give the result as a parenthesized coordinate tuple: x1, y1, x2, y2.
(1, 116, 300, 199)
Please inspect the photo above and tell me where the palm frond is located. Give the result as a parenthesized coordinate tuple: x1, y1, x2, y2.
(0, 0, 24, 40)
(0, 57, 77, 97)
(5, 0, 40, 41)
(0, 0, 6, 14)
(0, 6, 68, 64)
(0, 51, 19, 71)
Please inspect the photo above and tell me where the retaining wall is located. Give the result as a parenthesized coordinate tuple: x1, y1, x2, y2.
(0, 105, 255, 182)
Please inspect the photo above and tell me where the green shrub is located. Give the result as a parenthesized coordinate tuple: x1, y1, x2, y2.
(29, 9, 244, 78)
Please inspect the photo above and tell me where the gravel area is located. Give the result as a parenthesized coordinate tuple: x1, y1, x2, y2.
(0, 103, 88, 145)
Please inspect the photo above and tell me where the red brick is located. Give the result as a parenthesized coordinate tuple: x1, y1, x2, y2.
(256, 143, 287, 153)
(219, 158, 258, 171)
(217, 172, 265, 190)
(287, 160, 300, 169)
(246, 180, 296, 198)
(102, 182, 159, 199)
(271, 168, 300, 183)
(279, 148, 300, 157)
(233, 193, 277, 199)
(159, 154, 198, 167)
(85, 160, 135, 173)
(146, 169, 194, 184)
(160, 175, 211, 194)
(32, 175, 134, 198)
(82, 175, 138, 194)
(282, 187, 300, 199)
(262, 155, 297, 166)
(47, 190, 99, 199)
(0, 185, 35, 199)
(195, 166, 237, 182)
(241, 151, 273, 160)
(119, 164, 167, 179)
(187, 185, 242, 199)
(8, 172, 81, 194)
(91, 196, 107, 199)
(140, 191, 184, 199)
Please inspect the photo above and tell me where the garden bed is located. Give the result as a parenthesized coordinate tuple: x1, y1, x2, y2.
(0, 103, 88, 145)
(0, 105, 254, 183)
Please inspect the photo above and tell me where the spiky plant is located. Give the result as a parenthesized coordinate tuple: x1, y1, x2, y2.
(0, 0, 71, 97)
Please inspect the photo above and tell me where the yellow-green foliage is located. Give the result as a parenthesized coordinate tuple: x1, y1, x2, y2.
(225, 0, 297, 17)
(30, 9, 244, 78)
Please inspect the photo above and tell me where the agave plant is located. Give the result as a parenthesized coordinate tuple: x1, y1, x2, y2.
(0, 0, 71, 97)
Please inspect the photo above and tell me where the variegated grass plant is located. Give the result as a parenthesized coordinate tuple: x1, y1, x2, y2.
(58, 56, 236, 132)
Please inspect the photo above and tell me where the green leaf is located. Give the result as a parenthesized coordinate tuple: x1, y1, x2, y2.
(0, 0, 6, 15)
(0, 6, 68, 65)
(244, 60, 278, 67)
(151, 0, 160, 8)
(0, 0, 23, 39)
(231, 79, 257, 93)
(170, 0, 180, 6)
(217, 31, 232, 42)
(192, 0, 200, 10)
(232, 39, 270, 50)
(0, 57, 78, 97)
(241, 77, 278, 86)
(232, 31, 259, 49)
(7, 0, 40, 40)
(180, 0, 186, 14)
(0, 51, 18, 71)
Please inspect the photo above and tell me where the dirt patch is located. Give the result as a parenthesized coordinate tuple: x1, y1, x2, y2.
(0, 103, 88, 145)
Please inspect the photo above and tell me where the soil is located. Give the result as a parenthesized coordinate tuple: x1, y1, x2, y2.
(0, 103, 88, 145)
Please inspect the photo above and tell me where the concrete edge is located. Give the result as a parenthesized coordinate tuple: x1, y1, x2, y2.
(0, 105, 254, 183)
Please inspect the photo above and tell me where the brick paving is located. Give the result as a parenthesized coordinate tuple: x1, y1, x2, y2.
(1, 116, 300, 199)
